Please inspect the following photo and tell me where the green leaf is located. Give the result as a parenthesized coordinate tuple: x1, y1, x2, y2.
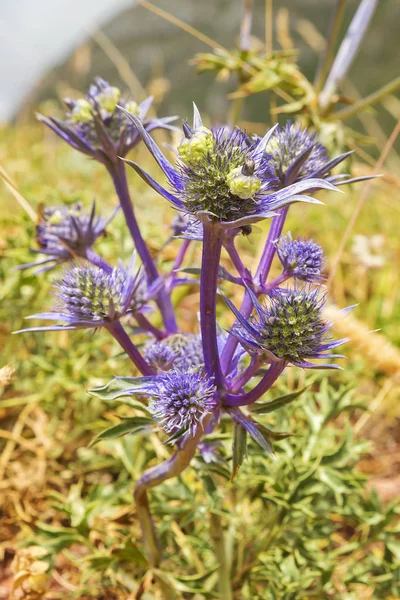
(231, 422, 247, 481)
(251, 386, 309, 414)
(88, 376, 156, 405)
(89, 416, 154, 447)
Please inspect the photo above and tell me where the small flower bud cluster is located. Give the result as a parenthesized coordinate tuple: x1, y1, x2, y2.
(39, 76, 176, 161)
(145, 333, 205, 372)
(178, 125, 214, 166)
(265, 122, 329, 184)
(275, 233, 324, 281)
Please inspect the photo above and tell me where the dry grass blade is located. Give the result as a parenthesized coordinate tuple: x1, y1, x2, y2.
(328, 120, 400, 289)
(91, 28, 147, 101)
(0, 163, 36, 221)
(265, 0, 274, 55)
(276, 8, 293, 51)
(137, 0, 226, 51)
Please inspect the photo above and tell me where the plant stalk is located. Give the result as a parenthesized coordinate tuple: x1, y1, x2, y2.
(314, 0, 347, 94)
(210, 512, 233, 600)
(107, 321, 154, 375)
(200, 222, 225, 387)
(108, 160, 178, 333)
(328, 76, 400, 122)
(134, 422, 207, 565)
(224, 360, 286, 406)
(221, 207, 288, 373)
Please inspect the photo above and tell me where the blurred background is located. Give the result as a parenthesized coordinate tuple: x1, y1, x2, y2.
(1, 0, 399, 131)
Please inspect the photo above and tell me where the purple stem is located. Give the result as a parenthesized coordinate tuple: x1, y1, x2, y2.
(107, 160, 178, 333)
(134, 418, 209, 565)
(220, 207, 289, 373)
(134, 313, 167, 340)
(200, 222, 225, 388)
(223, 235, 251, 282)
(261, 271, 290, 293)
(229, 357, 260, 393)
(224, 360, 286, 407)
(106, 321, 154, 376)
(172, 239, 191, 272)
(166, 239, 191, 292)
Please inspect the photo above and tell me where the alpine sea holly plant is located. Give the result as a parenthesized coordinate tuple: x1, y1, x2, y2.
(16, 80, 372, 566)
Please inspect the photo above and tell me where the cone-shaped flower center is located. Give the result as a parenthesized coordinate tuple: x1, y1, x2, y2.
(258, 290, 327, 361)
(149, 370, 217, 437)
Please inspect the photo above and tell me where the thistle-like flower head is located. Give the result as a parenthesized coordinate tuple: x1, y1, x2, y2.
(144, 333, 205, 372)
(37, 76, 177, 162)
(16, 254, 147, 333)
(20, 201, 114, 272)
(275, 233, 324, 282)
(123, 105, 339, 229)
(265, 122, 329, 185)
(144, 341, 179, 372)
(256, 121, 369, 188)
(227, 285, 345, 369)
(148, 370, 217, 438)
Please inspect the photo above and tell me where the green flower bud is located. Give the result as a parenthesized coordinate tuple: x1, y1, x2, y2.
(71, 99, 93, 123)
(97, 86, 121, 114)
(226, 164, 261, 199)
(124, 100, 141, 117)
(178, 126, 214, 166)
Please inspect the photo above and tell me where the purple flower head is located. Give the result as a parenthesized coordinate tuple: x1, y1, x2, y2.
(16, 254, 148, 333)
(256, 121, 372, 188)
(226, 285, 346, 369)
(275, 233, 324, 282)
(122, 104, 339, 229)
(37, 77, 177, 163)
(20, 201, 115, 273)
(148, 370, 217, 439)
(145, 333, 205, 372)
(265, 122, 329, 185)
(144, 341, 179, 372)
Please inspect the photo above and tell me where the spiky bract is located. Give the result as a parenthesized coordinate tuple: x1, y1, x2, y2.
(148, 370, 217, 438)
(17, 255, 146, 332)
(38, 77, 176, 161)
(229, 286, 345, 369)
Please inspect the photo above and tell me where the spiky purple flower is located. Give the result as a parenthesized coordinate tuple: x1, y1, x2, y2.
(144, 333, 204, 372)
(148, 370, 217, 438)
(20, 201, 115, 272)
(256, 121, 371, 188)
(226, 286, 345, 369)
(275, 233, 324, 282)
(144, 341, 179, 372)
(16, 255, 147, 332)
(37, 77, 177, 163)
(122, 105, 339, 229)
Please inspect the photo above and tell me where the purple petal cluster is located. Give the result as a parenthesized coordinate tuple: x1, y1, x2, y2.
(123, 105, 339, 228)
(145, 333, 204, 372)
(21, 201, 113, 272)
(229, 286, 345, 369)
(17, 255, 146, 332)
(38, 77, 177, 162)
(148, 370, 217, 438)
(275, 233, 324, 282)
(264, 122, 329, 185)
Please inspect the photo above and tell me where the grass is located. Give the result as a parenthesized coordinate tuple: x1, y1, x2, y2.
(1, 121, 400, 599)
